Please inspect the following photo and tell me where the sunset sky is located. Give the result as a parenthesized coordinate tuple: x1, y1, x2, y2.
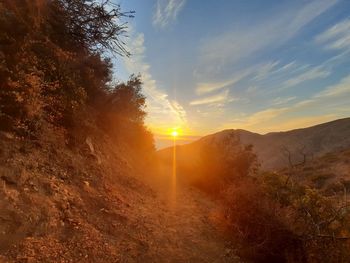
(114, 0, 350, 148)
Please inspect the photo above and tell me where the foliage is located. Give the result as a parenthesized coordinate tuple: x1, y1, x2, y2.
(103, 75, 146, 124)
(50, 0, 134, 55)
(220, 168, 350, 262)
(221, 179, 297, 263)
(100, 75, 154, 156)
(193, 134, 258, 193)
(0, 0, 154, 155)
(190, 138, 350, 262)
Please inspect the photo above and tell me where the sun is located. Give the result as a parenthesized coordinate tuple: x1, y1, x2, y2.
(168, 127, 182, 138)
(171, 130, 179, 137)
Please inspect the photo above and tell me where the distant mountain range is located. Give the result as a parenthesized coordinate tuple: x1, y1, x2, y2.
(158, 118, 350, 170)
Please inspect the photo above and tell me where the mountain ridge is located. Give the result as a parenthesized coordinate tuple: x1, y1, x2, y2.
(159, 117, 350, 170)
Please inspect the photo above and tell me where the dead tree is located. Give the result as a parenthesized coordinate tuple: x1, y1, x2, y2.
(281, 145, 309, 185)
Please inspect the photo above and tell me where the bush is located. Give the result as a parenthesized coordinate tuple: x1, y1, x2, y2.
(191, 134, 258, 194)
(310, 173, 332, 188)
(0, 0, 154, 158)
(221, 179, 299, 262)
(98, 75, 154, 157)
(220, 171, 350, 262)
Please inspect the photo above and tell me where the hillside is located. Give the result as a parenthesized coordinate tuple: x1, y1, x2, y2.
(0, 130, 241, 262)
(281, 148, 350, 195)
(159, 118, 350, 170)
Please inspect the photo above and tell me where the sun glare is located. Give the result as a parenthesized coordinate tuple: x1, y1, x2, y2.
(171, 130, 179, 137)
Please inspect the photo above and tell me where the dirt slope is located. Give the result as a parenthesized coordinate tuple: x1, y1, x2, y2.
(0, 130, 240, 263)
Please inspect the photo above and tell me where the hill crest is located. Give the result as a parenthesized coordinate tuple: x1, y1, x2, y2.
(159, 117, 350, 170)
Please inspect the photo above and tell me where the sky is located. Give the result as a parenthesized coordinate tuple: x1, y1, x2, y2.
(112, 0, 350, 148)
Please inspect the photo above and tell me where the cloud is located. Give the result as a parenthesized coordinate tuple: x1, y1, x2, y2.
(198, 0, 337, 74)
(170, 100, 187, 122)
(271, 96, 297, 105)
(314, 75, 350, 98)
(267, 61, 310, 77)
(195, 71, 251, 95)
(226, 107, 289, 130)
(122, 28, 187, 131)
(195, 62, 275, 95)
(222, 74, 350, 133)
(195, 80, 233, 96)
(253, 61, 280, 81)
(289, 74, 350, 110)
(281, 66, 330, 89)
(246, 86, 258, 94)
(244, 61, 310, 86)
(153, 0, 186, 28)
(245, 108, 288, 124)
(190, 89, 230, 106)
(315, 19, 350, 50)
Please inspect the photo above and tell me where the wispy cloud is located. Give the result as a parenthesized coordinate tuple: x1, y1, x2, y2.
(195, 70, 251, 95)
(271, 96, 297, 106)
(170, 100, 187, 122)
(190, 89, 231, 106)
(314, 75, 350, 98)
(281, 66, 330, 89)
(269, 61, 298, 75)
(122, 28, 187, 131)
(255, 61, 311, 86)
(253, 61, 280, 81)
(153, 0, 186, 28)
(223, 74, 350, 133)
(289, 74, 350, 109)
(198, 0, 337, 74)
(226, 107, 289, 130)
(315, 19, 350, 51)
(195, 80, 234, 96)
(195, 62, 276, 95)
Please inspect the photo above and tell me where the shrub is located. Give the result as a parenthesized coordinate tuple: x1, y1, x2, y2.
(221, 179, 299, 262)
(192, 134, 258, 194)
(0, 0, 154, 158)
(310, 173, 332, 188)
(218, 169, 350, 262)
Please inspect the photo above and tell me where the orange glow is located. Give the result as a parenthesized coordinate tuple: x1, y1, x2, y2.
(150, 126, 187, 136)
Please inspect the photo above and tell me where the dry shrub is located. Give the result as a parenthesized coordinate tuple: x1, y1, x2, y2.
(0, 0, 154, 158)
(221, 179, 299, 263)
(219, 172, 350, 262)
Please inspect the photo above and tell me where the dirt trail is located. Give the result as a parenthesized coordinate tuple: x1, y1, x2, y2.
(126, 167, 242, 263)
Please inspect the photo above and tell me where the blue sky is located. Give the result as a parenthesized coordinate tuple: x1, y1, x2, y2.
(113, 0, 350, 147)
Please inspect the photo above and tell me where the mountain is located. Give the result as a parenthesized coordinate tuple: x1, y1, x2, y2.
(158, 117, 350, 170)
